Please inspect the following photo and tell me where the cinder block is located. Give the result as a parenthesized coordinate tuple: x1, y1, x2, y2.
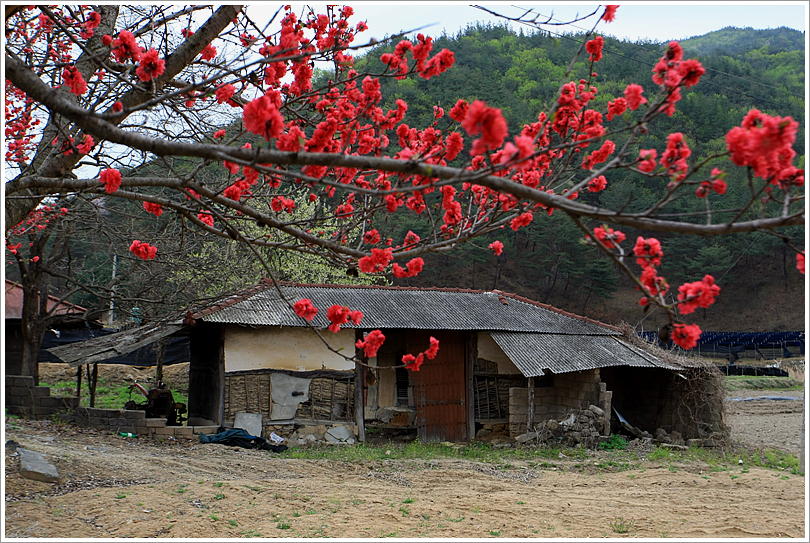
(89, 417, 109, 427)
(192, 425, 220, 435)
(145, 418, 166, 428)
(110, 418, 129, 426)
(13, 376, 36, 387)
(5, 386, 30, 397)
(30, 387, 50, 397)
(154, 426, 175, 435)
(172, 427, 194, 438)
(123, 410, 145, 420)
(39, 397, 63, 408)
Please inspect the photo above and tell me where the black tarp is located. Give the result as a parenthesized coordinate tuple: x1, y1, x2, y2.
(39, 326, 189, 366)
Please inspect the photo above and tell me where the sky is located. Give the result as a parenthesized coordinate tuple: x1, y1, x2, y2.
(273, 2, 808, 43)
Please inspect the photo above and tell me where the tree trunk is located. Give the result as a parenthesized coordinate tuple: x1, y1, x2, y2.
(543, 263, 559, 303)
(155, 339, 166, 385)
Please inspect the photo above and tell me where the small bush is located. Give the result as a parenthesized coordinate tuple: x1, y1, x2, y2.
(598, 434, 628, 451)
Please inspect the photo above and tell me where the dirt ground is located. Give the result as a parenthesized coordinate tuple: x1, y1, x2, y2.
(2, 364, 806, 539)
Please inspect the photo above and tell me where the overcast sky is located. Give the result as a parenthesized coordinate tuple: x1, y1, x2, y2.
(273, 2, 808, 43)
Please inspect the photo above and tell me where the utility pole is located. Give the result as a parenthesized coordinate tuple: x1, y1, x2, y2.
(108, 254, 117, 325)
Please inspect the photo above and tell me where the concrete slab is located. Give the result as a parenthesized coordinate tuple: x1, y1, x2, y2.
(19, 448, 61, 483)
(270, 373, 311, 420)
(325, 425, 353, 443)
(234, 412, 263, 437)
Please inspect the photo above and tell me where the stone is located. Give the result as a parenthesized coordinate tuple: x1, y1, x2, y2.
(325, 425, 353, 443)
(234, 412, 263, 437)
(588, 404, 605, 417)
(19, 448, 61, 483)
(515, 432, 537, 444)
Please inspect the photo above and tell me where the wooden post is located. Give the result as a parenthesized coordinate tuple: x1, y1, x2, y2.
(87, 363, 98, 407)
(354, 330, 365, 442)
(76, 365, 82, 402)
(155, 339, 165, 385)
(526, 376, 535, 435)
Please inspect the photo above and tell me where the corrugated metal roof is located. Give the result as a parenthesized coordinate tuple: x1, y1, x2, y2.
(199, 284, 618, 335)
(490, 331, 684, 377)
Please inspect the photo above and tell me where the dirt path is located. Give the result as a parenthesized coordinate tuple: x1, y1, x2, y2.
(5, 364, 805, 538)
(4, 411, 805, 539)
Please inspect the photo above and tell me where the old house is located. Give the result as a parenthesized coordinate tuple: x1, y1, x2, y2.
(47, 280, 726, 446)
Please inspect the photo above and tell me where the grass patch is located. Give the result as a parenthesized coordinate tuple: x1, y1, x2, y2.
(43, 378, 188, 410)
(723, 375, 802, 391)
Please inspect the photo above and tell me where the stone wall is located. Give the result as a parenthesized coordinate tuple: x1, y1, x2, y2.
(5, 375, 219, 440)
(508, 370, 612, 437)
(5, 375, 79, 419)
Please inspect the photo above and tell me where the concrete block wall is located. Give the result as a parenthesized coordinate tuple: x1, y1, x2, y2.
(5, 375, 80, 419)
(5, 375, 218, 440)
(508, 370, 610, 437)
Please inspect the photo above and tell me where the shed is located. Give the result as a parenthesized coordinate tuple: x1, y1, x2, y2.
(47, 280, 726, 446)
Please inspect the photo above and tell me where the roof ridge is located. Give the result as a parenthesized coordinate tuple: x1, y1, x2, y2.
(275, 280, 488, 295)
(492, 289, 620, 332)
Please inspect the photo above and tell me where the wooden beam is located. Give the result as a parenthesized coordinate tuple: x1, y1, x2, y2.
(527, 376, 535, 434)
(354, 329, 365, 442)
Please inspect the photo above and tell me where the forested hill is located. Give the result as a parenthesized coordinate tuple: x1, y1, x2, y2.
(353, 24, 805, 332)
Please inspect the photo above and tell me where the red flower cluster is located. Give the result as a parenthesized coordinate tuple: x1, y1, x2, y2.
(100, 168, 121, 193)
(623, 83, 647, 111)
(110, 30, 141, 62)
(671, 323, 701, 350)
(62, 66, 87, 95)
(585, 35, 604, 63)
(270, 196, 295, 213)
(651, 41, 705, 116)
(356, 329, 386, 358)
(637, 149, 657, 172)
(358, 247, 393, 273)
(461, 100, 508, 156)
(80, 11, 101, 39)
(143, 201, 163, 217)
(200, 44, 217, 61)
(243, 95, 285, 140)
(509, 212, 533, 231)
(605, 97, 627, 121)
(326, 304, 363, 333)
(489, 240, 504, 255)
(363, 229, 380, 245)
(197, 212, 214, 227)
(797, 253, 805, 275)
(602, 5, 619, 22)
(293, 298, 318, 321)
(393, 257, 424, 278)
(633, 236, 663, 269)
(136, 49, 165, 82)
(593, 226, 625, 249)
(677, 275, 720, 315)
(660, 132, 691, 182)
(129, 240, 157, 260)
(76, 135, 94, 154)
(402, 336, 440, 372)
(587, 175, 607, 192)
(725, 109, 800, 184)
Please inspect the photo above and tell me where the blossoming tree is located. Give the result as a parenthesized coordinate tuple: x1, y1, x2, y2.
(4, 5, 805, 379)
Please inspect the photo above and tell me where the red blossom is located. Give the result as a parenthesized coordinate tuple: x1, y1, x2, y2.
(356, 329, 386, 358)
(325, 305, 363, 333)
(215, 84, 236, 104)
(797, 253, 805, 275)
(587, 175, 607, 192)
(358, 247, 393, 273)
(637, 149, 657, 173)
(112, 101, 123, 112)
(143, 201, 163, 217)
(593, 226, 625, 249)
(489, 240, 504, 255)
(633, 236, 663, 268)
(243, 95, 285, 141)
(424, 336, 440, 359)
(624, 83, 647, 111)
(363, 229, 380, 245)
(214, 129, 226, 138)
(585, 35, 604, 62)
(61, 66, 87, 95)
(402, 353, 424, 371)
(671, 323, 701, 350)
(602, 5, 619, 22)
(392, 257, 424, 278)
(725, 109, 799, 182)
(293, 298, 319, 321)
(111, 30, 141, 62)
(448, 99, 469, 123)
(136, 49, 166, 82)
(100, 168, 121, 193)
(76, 135, 94, 154)
(509, 212, 533, 231)
(129, 240, 157, 260)
(200, 43, 217, 61)
(677, 275, 720, 315)
(403, 230, 420, 247)
(606, 97, 627, 121)
(461, 100, 508, 155)
(197, 212, 214, 227)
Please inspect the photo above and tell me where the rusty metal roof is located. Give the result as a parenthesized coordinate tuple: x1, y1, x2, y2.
(196, 282, 618, 335)
(490, 331, 687, 377)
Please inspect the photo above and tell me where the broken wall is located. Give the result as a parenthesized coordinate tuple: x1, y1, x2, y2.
(508, 369, 611, 436)
(475, 332, 525, 422)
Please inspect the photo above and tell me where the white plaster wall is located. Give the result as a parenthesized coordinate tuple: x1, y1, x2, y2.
(477, 332, 521, 374)
(223, 325, 356, 372)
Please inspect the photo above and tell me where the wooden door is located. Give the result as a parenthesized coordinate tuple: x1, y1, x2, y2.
(407, 330, 469, 442)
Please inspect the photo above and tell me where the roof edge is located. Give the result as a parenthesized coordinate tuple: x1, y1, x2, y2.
(492, 289, 621, 332)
